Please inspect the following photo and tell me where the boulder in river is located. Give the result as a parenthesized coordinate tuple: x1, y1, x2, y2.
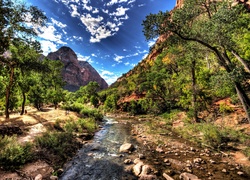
(119, 143, 134, 153)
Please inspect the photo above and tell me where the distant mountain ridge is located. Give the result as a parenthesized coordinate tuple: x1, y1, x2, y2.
(47, 46, 108, 92)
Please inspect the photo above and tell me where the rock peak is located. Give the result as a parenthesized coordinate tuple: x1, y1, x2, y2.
(47, 47, 108, 91)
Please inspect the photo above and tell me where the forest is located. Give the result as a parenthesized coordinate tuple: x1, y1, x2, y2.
(0, 0, 250, 178)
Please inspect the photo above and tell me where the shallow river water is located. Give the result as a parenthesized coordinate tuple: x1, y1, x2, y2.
(59, 116, 137, 180)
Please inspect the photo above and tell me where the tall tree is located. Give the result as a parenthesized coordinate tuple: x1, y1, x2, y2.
(0, 0, 47, 119)
(142, 0, 250, 122)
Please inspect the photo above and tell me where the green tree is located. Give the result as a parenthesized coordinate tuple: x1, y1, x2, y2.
(43, 59, 65, 109)
(0, 0, 47, 119)
(142, 0, 250, 122)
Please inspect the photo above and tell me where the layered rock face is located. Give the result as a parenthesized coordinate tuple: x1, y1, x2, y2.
(47, 46, 108, 91)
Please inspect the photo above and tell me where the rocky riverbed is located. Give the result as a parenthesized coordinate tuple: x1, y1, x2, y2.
(59, 114, 250, 180)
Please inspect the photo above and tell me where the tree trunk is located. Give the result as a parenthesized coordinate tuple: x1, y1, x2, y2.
(5, 66, 14, 120)
(231, 51, 250, 73)
(235, 82, 250, 123)
(20, 91, 26, 115)
(191, 60, 198, 122)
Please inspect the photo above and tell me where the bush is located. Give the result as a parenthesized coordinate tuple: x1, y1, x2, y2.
(35, 131, 77, 161)
(0, 136, 33, 170)
(80, 108, 103, 121)
(62, 102, 85, 113)
(78, 118, 96, 133)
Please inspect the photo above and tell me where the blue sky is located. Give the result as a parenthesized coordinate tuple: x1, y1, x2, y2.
(25, 0, 176, 84)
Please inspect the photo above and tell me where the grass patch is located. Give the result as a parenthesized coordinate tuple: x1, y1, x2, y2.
(243, 147, 250, 160)
(55, 117, 97, 134)
(176, 122, 248, 150)
(160, 110, 181, 126)
(0, 136, 33, 170)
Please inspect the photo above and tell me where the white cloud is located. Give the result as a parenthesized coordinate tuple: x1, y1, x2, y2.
(138, 4, 145, 7)
(70, 4, 80, 17)
(51, 18, 67, 28)
(55, 0, 134, 43)
(124, 62, 130, 66)
(38, 25, 67, 45)
(72, 36, 83, 41)
(148, 38, 157, 47)
(100, 70, 119, 85)
(77, 53, 94, 63)
(114, 54, 124, 63)
(110, 6, 129, 16)
(92, 8, 99, 13)
(40, 40, 58, 55)
(128, 0, 135, 4)
(106, 0, 128, 6)
(83, 4, 93, 11)
(91, 53, 97, 57)
(101, 70, 114, 76)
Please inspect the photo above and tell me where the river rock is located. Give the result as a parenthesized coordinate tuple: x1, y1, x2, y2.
(139, 174, 158, 180)
(141, 165, 152, 176)
(237, 171, 244, 176)
(179, 172, 200, 180)
(133, 162, 144, 176)
(156, 147, 164, 153)
(50, 176, 58, 180)
(124, 159, 132, 164)
(139, 153, 145, 159)
(119, 143, 134, 153)
(163, 173, 174, 180)
(35, 174, 43, 180)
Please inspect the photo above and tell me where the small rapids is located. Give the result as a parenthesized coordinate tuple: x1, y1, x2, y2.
(59, 117, 137, 180)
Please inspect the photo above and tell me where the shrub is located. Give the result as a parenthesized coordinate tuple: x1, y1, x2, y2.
(62, 102, 85, 113)
(35, 131, 77, 161)
(0, 136, 33, 170)
(80, 108, 103, 121)
(78, 118, 96, 133)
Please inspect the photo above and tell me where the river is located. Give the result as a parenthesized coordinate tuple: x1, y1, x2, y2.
(59, 116, 138, 180)
(59, 115, 250, 180)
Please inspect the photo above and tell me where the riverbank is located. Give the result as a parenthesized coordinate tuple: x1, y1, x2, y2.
(108, 113, 250, 179)
(0, 107, 99, 180)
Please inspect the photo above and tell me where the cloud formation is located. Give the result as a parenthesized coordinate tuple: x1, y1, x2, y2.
(59, 0, 135, 43)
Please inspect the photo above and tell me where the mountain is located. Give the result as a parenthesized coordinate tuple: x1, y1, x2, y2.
(47, 46, 108, 92)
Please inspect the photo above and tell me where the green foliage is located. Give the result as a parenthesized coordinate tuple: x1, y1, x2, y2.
(104, 94, 118, 111)
(243, 147, 250, 160)
(160, 110, 181, 126)
(77, 118, 96, 133)
(80, 108, 103, 121)
(177, 123, 248, 149)
(0, 136, 33, 170)
(62, 102, 85, 113)
(35, 131, 76, 161)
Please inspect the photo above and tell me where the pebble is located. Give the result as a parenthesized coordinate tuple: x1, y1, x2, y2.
(124, 159, 132, 164)
(222, 169, 227, 173)
(50, 176, 58, 180)
(237, 171, 244, 176)
(35, 174, 42, 180)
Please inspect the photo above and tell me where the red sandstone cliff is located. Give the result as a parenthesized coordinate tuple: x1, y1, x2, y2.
(47, 46, 108, 91)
